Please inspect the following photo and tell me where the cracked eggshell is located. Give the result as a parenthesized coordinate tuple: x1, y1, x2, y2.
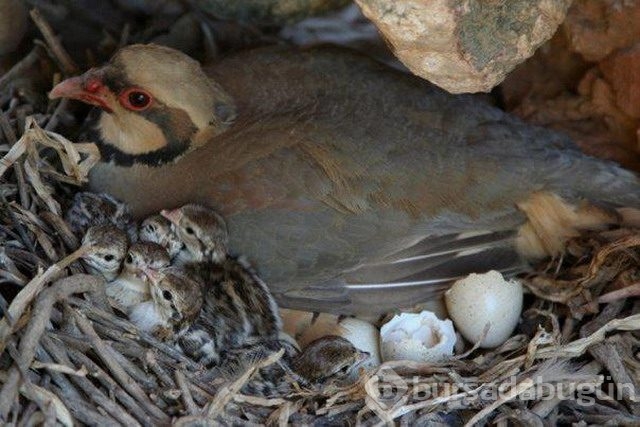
(380, 311, 456, 363)
(445, 270, 523, 349)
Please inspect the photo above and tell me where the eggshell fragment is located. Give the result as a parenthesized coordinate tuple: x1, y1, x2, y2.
(445, 270, 523, 349)
(379, 311, 456, 363)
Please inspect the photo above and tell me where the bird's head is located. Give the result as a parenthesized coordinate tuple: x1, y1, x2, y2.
(161, 204, 228, 263)
(144, 267, 203, 329)
(49, 44, 237, 166)
(123, 242, 170, 279)
(80, 225, 128, 281)
(139, 214, 183, 259)
(292, 335, 370, 385)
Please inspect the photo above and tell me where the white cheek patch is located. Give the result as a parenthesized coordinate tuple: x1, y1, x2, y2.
(98, 110, 168, 154)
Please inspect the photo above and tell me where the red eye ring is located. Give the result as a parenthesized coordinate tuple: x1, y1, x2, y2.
(119, 88, 153, 111)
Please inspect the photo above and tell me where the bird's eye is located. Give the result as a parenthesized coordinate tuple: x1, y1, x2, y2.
(146, 224, 156, 232)
(185, 227, 195, 235)
(162, 290, 173, 300)
(126, 254, 133, 264)
(120, 88, 153, 111)
(103, 254, 115, 262)
(339, 365, 350, 374)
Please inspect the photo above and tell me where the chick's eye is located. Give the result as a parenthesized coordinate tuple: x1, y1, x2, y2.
(126, 254, 133, 263)
(162, 290, 173, 300)
(339, 365, 350, 374)
(185, 227, 195, 235)
(120, 89, 152, 111)
(103, 254, 115, 262)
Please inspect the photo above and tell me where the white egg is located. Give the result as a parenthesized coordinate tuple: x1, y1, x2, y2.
(445, 270, 523, 348)
(379, 311, 456, 363)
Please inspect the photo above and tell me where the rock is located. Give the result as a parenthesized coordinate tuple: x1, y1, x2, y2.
(501, 34, 640, 172)
(0, 0, 28, 56)
(501, 31, 590, 111)
(599, 44, 640, 119)
(196, 0, 350, 25)
(355, 0, 572, 94)
(564, 0, 640, 62)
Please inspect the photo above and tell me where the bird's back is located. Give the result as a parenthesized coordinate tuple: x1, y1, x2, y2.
(89, 46, 640, 314)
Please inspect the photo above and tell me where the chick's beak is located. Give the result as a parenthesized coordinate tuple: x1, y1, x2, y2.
(141, 267, 162, 284)
(357, 350, 371, 362)
(49, 71, 114, 113)
(160, 209, 182, 225)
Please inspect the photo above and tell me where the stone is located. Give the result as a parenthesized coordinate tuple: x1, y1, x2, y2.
(564, 0, 640, 62)
(197, 0, 350, 25)
(599, 44, 640, 119)
(355, 0, 572, 93)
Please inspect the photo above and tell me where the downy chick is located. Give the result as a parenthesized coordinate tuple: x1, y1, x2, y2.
(139, 214, 183, 259)
(107, 241, 170, 312)
(162, 204, 282, 340)
(291, 335, 370, 385)
(80, 225, 128, 281)
(128, 266, 203, 341)
(66, 191, 137, 241)
(221, 335, 370, 397)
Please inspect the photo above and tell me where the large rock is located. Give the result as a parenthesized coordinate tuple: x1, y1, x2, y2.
(500, 33, 640, 171)
(563, 0, 640, 62)
(355, 0, 572, 93)
(197, 0, 350, 25)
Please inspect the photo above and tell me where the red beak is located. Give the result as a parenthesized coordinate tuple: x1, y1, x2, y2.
(49, 72, 114, 113)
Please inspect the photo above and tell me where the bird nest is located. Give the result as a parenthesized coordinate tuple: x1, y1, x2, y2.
(2, 12, 640, 427)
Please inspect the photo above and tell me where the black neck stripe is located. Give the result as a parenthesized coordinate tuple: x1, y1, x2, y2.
(84, 106, 197, 167)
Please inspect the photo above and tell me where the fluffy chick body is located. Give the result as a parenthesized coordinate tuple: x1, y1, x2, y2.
(163, 204, 282, 338)
(66, 191, 137, 240)
(221, 335, 369, 397)
(139, 214, 183, 259)
(107, 241, 170, 312)
(129, 266, 203, 341)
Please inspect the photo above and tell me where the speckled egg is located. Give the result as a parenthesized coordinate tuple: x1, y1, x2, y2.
(444, 270, 523, 348)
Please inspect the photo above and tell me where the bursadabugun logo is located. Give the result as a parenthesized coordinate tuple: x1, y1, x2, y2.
(365, 367, 408, 413)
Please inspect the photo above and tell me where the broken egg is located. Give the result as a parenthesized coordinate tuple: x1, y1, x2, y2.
(379, 311, 456, 362)
(445, 270, 523, 349)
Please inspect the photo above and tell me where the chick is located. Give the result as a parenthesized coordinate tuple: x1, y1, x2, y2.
(291, 335, 370, 385)
(161, 204, 228, 264)
(162, 204, 282, 340)
(223, 335, 369, 397)
(80, 225, 128, 281)
(128, 266, 203, 341)
(107, 242, 170, 312)
(139, 214, 183, 259)
(66, 192, 137, 241)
